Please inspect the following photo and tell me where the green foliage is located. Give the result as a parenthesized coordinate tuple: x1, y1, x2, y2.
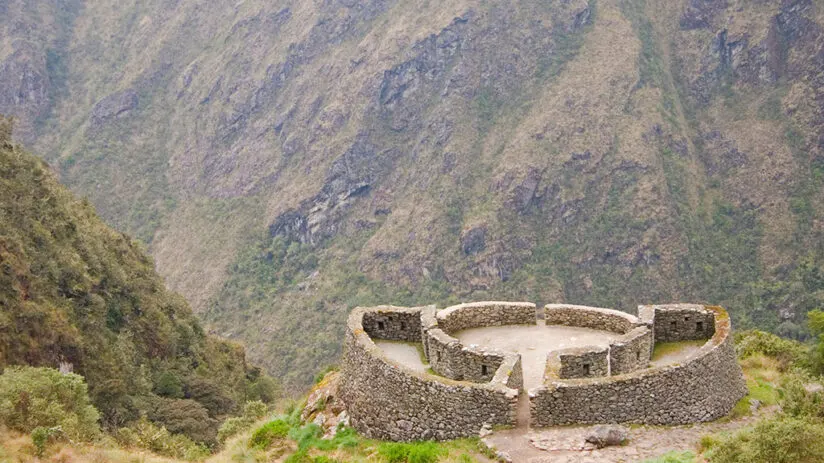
(0, 116, 13, 144)
(217, 400, 270, 443)
(704, 417, 824, 463)
(115, 417, 210, 461)
(807, 310, 824, 375)
(377, 441, 447, 463)
(31, 426, 63, 457)
(290, 424, 360, 452)
(0, 143, 279, 442)
(217, 417, 248, 444)
(735, 330, 808, 370)
(0, 366, 100, 441)
(314, 366, 339, 385)
(154, 371, 185, 398)
(779, 372, 824, 419)
(642, 451, 696, 463)
(249, 419, 291, 449)
(146, 397, 218, 446)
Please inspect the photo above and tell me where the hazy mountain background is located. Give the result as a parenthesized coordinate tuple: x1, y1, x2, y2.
(1, 0, 823, 391)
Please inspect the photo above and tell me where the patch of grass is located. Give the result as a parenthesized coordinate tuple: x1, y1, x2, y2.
(651, 340, 706, 362)
(377, 441, 447, 463)
(249, 419, 291, 449)
(642, 450, 696, 463)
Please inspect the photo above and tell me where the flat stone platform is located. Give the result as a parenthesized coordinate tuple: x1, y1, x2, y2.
(454, 320, 621, 390)
(375, 340, 428, 374)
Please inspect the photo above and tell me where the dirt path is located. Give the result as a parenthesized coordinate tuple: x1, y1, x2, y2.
(486, 407, 776, 463)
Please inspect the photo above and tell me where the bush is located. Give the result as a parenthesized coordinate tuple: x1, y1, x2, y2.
(779, 373, 824, 418)
(242, 400, 269, 421)
(0, 366, 100, 441)
(377, 441, 446, 463)
(115, 417, 210, 460)
(249, 419, 291, 449)
(706, 416, 824, 463)
(31, 426, 62, 457)
(217, 400, 270, 443)
(734, 330, 808, 369)
(217, 417, 247, 443)
(147, 396, 218, 445)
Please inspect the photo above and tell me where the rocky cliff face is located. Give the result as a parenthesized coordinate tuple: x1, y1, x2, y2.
(1, 0, 822, 390)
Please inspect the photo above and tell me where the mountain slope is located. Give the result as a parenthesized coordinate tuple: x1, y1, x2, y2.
(1, 0, 823, 390)
(0, 118, 275, 442)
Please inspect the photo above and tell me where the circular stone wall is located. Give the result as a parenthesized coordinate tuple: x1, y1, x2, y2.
(339, 302, 748, 441)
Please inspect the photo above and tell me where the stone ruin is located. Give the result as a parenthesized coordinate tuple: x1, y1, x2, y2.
(339, 302, 747, 441)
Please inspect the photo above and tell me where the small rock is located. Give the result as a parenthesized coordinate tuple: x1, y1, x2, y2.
(749, 398, 762, 413)
(479, 423, 493, 438)
(584, 424, 629, 448)
(312, 413, 326, 427)
(495, 450, 513, 463)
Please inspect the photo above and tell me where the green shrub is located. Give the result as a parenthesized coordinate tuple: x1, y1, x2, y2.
(154, 371, 185, 398)
(246, 374, 282, 403)
(217, 416, 247, 443)
(217, 400, 271, 443)
(706, 416, 824, 463)
(0, 366, 100, 441)
(377, 441, 446, 463)
(779, 373, 824, 418)
(147, 396, 218, 445)
(249, 419, 291, 449)
(31, 426, 62, 457)
(115, 417, 210, 461)
(734, 330, 807, 369)
(242, 400, 269, 421)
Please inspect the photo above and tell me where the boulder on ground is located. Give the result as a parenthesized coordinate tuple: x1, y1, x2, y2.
(584, 424, 629, 448)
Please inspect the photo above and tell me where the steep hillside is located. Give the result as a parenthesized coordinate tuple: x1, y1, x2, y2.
(0, 117, 276, 443)
(1, 0, 823, 390)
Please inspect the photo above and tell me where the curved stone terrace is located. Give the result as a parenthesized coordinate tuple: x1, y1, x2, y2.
(339, 301, 747, 441)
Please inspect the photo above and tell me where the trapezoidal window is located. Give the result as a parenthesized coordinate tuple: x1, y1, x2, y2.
(482, 365, 488, 376)
(670, 321, 677, 330)
(400, 321, 406, 330)
(583, 363, 591, 376)
(696, 321, 703, 332)
(636, 351, 641, 361)
(378, 321, 385, 330)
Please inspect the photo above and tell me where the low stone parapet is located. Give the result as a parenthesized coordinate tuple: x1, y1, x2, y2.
(437, 302, 537, 334)
(555, 346, 610, 379)
(544, 304, 640, 334)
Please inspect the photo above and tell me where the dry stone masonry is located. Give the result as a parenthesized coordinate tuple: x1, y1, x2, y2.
(339, 302, 747, 441)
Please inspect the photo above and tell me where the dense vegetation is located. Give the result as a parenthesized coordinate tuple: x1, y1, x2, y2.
(0, 118, 277, 447)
